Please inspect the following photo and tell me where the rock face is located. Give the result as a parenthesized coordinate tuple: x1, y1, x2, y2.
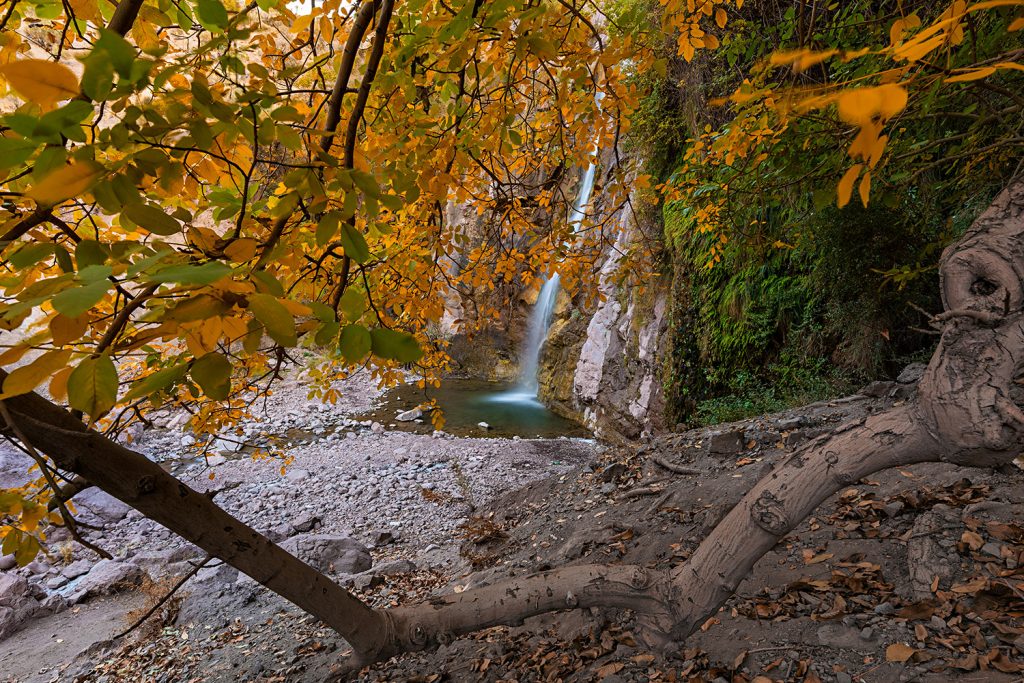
(539, 195, 669, 440)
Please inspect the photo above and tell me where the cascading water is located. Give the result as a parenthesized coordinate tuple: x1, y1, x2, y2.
(510, 160, 599, 398)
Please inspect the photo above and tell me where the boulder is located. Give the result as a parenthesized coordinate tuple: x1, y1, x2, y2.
(0, 554, 16, 571)
(369, 530, 396, 547)
(396, 408, 423, 422)
(75, 488, 130, 523)
(897, 362, 927, 384)
(707, 428, 745, 456)
(280, 534, 371, 574)
(60, 559, 93, 579)
(60, 560, 144, 604)
(292, 514, 322, 533)
(0, 574, 41, 640)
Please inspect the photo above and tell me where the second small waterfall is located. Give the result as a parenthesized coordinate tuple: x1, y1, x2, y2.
(515, 161, 599, 397)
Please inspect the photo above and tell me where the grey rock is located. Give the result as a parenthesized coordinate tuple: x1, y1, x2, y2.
(874, 601, 895, 615)
(131, 546, 200, 575)
(370, 530, 396, 547)
(477, 422, 490, 430)
(292, 514, 322, 533)
(861, 380, 896, 398)
(45, 576, 68, 590)
(61, 559, 93, 579)
(0, 574, 40, 640)
(196, 564, 239, 585)
(61, 560, 144, 601)
(280, 534, 371, 574)
(0, 554, 16, 571)
(74, 489, 132, 520)
(0, 573, 29, 606)
(206, 454, 228, 466)
(285, 468, 309, 483)
(982, 542, 1003, 558)
(372, 559, 416, 575)
(396, 408, 423, 422)
(26, 561, 48, 575)
(352, 573, 384, 591)
(885, 501, 905, 518)
(897, 363, 927, 384)
(817, 624, 872, 650)
(775, 417, 805, 431)
(707, 428, 745, 456)
(600, 462, 628, 482)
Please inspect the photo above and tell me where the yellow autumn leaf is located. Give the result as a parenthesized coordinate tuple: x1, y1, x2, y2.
(715, 8, 727, 28)
(837, 164, 863, 208)
(837, 88, 883, 125)
(1011, 17, 1024, 31)
(27, 161, 104, 207)
(858, 171, 872, 207)
(945, 66, 998, 82)
(223, 238, 259, 262)
(877, 84, 908, 119)
(0, 59, 80, 105)
(48, 366, 73, 402)
(885, 642, 916, 663)
(889, 13, 921, 45)
(0, 350, 72, 399)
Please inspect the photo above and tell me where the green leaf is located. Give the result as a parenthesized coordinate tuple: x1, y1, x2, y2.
(75, 239, 108, 268)
(94, 29, 136, 77)
(314, 320, 340, 347)
(308, 301, 335, 323)
(190, 352, 232, 400)
(338, 288, 365, 322)
(252, 269, 284, 296)
(196, 0, 229, 31)
(339, 223, 370, 264)
(351, 170, 383, 199)
(0, 136, 38, 170)
(148, 261, 232, 285)
(81, 56, 115, 102)
(9, 243, 54, 269)
(339, 324, 371, 362)
(1, 526, 19, 556)
(52, 280, 110, 318)
(370, 328, 423, 363)
(122, 362, 188, 402)
(316, 211, 340, 246)
(122, 202, 182, 236)
(54, 246, 73, 273)
(248, 293, 296, 347)
(67, 355, 118, 418)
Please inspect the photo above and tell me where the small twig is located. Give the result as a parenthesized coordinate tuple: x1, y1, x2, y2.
(652, 457, 702, 476)
(113, 553, 213, 640)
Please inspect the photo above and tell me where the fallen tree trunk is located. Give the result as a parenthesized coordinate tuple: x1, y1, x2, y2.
(2, 179, 1023, 676)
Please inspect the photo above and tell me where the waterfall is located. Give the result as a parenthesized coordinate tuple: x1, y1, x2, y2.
(515, 161, 599, 396)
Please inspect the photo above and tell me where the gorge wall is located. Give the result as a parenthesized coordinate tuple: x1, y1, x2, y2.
(536, 203, 670, 441)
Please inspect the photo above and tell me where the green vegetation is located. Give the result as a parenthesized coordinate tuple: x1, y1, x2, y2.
(626, 0, 1024, 426)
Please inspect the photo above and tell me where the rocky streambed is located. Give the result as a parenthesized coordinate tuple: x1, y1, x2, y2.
(0, 369, 600, 682)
